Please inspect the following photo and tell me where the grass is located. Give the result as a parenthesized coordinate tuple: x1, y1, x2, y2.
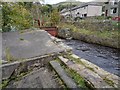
(1, 79, 10, 88)
(55, 58, 89, 89)
(58, 22, 119, 40)
(0, 60, 2, 64)
(64, 54, 95, 72)
(62, 63, 90, 89)
(1, 70, 32, 88)
(19, 38, 24, 41)
(5, 48, 15, 62)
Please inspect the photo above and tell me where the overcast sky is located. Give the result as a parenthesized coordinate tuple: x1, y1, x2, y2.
(44, 0, 94, 4)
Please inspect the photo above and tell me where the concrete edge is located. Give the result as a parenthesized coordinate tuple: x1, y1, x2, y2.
(70, 54, 120, 88)
(1, 50, 70, 80)
(50, 60, 78, 88)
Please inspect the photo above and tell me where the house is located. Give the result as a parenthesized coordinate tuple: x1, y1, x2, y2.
(104, 0, 119, 17)
(60, 8, 71, 19)
(60, 3, 103, 20)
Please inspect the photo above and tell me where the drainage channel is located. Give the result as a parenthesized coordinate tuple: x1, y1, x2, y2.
(62, 39, 119, 77)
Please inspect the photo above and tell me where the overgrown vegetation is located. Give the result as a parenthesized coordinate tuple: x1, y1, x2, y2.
(50, 9, 60, 26)
(63, 65, 89, 89)
(1, 71, 31, 88)
(2, 2, 33, 32)
(58, 22, 119, 40)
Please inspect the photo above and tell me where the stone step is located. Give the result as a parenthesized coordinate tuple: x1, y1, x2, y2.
(50, 60, 78, 89)
(70, 54, 120, 88)
(58, 56, 113, 88)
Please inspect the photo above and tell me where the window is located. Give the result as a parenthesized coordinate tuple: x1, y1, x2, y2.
(113, 8, 117, 13)
(111, 0, 118, 5)
(84, 14, 87, 17)
(111, 8, 117, 14)
(114, 0, 118, 5)
(77, 12, 80, 15)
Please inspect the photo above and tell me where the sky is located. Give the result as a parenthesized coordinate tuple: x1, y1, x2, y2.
(44, 0, 94, 4)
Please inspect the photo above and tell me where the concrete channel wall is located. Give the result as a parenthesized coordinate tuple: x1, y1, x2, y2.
(1, 51, 69, 80)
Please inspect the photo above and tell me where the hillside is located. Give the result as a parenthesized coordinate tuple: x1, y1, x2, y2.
(53, 1, 83, 7)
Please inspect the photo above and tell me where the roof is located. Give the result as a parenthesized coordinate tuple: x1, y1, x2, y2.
(71, 2, 102, 11)
(60, 2, 103, 13)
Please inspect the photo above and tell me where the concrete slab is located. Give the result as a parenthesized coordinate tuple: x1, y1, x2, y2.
(7, 67, 60, 88)
(50, 61, 78, 88)
(2, 30, 67, 60)
(1, 61, 20, 80)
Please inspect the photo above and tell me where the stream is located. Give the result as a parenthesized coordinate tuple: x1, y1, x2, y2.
(62, 39, 120, 76)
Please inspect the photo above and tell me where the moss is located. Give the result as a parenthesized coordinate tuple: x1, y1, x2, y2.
(64, 54, 95, 72)
(62, 63, 89, 89)
(5, 48, 15, 62)
(0, 60, 2, 64)
(49, 61, 68, 89)
(19, 38, 24, 41)
(1, 79, 10, 88)
(55, 58, 89, 89)
(103, 77, 115, 87)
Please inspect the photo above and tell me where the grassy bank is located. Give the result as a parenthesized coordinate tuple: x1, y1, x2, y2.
(58, 22, 119, 48)
(58, 22, 119, 41)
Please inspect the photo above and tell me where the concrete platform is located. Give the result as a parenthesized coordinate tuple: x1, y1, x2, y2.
(2, 30, 70, 61)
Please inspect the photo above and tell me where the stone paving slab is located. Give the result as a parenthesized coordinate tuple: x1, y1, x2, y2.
(78, 69, 112, 88)
(2, 30, 68, 60)
(71, 54, 120, 88)
(50, 60, 78, 88)
(58, 55, 114, 88)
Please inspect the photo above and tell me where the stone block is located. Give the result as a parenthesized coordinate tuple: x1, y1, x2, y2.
(78, 69, 112, 88)
(2, 61, 20, 80)
(50, 61, 78, 88)
(71, 54, 80, 59)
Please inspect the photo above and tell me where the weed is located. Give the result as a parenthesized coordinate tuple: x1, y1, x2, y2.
(62, 62, 89, 89)
(5, 48, 14, 62)
(19, 38, 24, 41)
(55, 58, 89, 89)
(1, 79, 10, 88)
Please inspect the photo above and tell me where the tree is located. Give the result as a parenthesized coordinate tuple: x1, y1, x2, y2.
(50, 9, 60, 26)
(10, 3, 32, 30)
(2, 2, 32, 32)
(2, 3, 12, 32)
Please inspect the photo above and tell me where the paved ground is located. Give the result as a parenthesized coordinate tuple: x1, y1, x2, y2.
(2, 30, 66, 60)
(7, 67, 61, 88)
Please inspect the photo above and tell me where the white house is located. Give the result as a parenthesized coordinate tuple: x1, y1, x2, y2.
(61, 3, 103, 19)
(104, 0, 119, 17)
